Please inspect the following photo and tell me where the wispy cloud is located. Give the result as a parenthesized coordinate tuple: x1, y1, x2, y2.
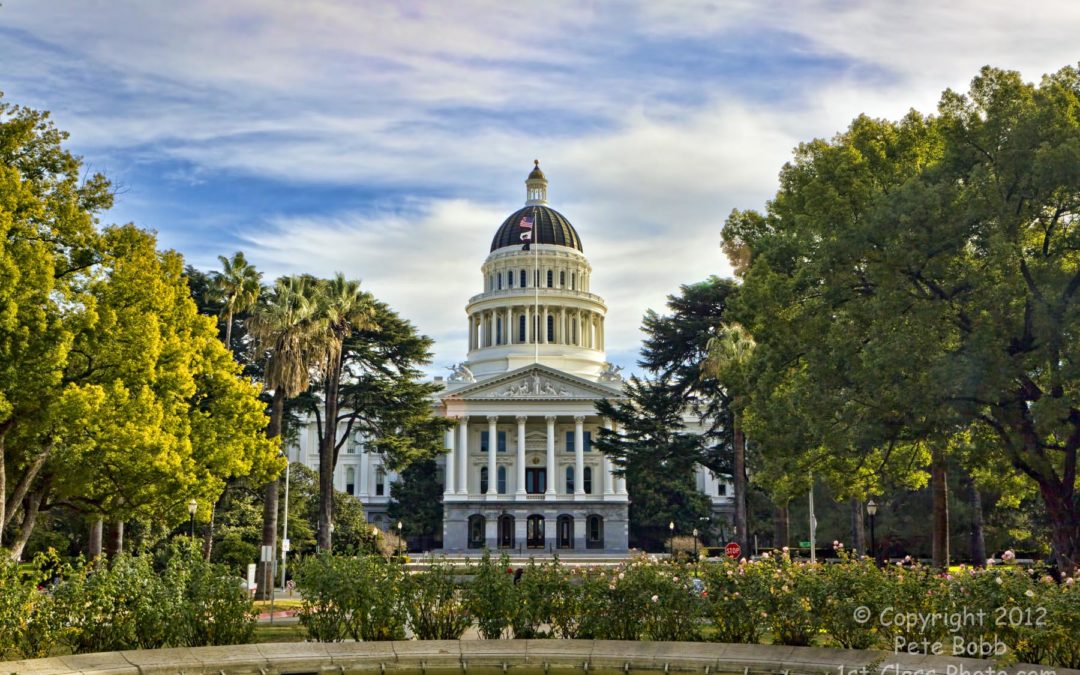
(2, 0, 1079, 373)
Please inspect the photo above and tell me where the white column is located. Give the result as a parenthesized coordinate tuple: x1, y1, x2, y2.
(525, 306, 531, 343)
(602, 419, 615, 496)
(574, 416, 585, 497)
(443, 425, 456, 496)
(540, 306, 547, 344)
(614, 421, 628, 495)
(457, 416, 469, 495)
(505, 307, 512, 345)
(516, 415, 528, 496)
(358, 449, 370, 497)
(545, 416, 557, 499)
(489, 310, 496, 347)
(487, 416, 498, 497)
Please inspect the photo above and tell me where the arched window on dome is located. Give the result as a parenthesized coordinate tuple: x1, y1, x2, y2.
(571, 273, 576, 290)
(560, 271, 565, 287)
(520, 270, 526, 287)
(546, 270, 553, 287)
(508, 271, 514, 288)
(547, 315, 554, 342)
(497, 273, 502, 290)
(496, 317, 503, 345)
(519, 315, 526, 342)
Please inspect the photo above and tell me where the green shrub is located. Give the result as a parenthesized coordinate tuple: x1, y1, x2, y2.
(294, 553, 407, 642)
(405, 558, 471, 639)
(817, 552, 887, 649)
(464, 551, 516, 639)
(700, 559, 764, 644)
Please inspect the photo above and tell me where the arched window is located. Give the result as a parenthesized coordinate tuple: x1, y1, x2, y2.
(520, 269, 526, 287)
(346, 467, 355, 495)
(497, 466, 507, 494)
(480, 466, 489, 493)
(526, 514, 545, 548)
(546, 270, 553, 287)
(498, 514, 515, 548)
(560, 270, 566, 287)
(571, 273, 576, 290)
(497, 274, 502, 290)
(375, 467, 385, 496)
(586, 515, 604, 549)
(468, 514, 486, 549)
(535, 269, 540, 286)
(519, 315, 526, 342)
(547, 315, 554, 342)
(496, 317, 502, 345)
(565, 466, 574, 493)
(508, 270, 514, 288)
(583, 466, 593, 494)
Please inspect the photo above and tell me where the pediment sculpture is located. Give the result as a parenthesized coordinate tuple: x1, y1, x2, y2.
(497, 373, 570, 398)
(447, 362, 476, 383)
(598, 362, 624, 383)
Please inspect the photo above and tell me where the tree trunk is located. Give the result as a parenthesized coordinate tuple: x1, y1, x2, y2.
(1037, 476, 1080, 575)
(224, 309, 234, 352)
(969, 479, 986, 567)
(105, 521, 124, 558)
(733, 419, 748, 553)
(8, 488, 45, 561)
(203, 490, 226, 561)
(256, 388, 285, 601)
(931, 447, 950, 569)
(318, 351, 343, 552)
(773, 501, 789, 549)
(88, 519, 104, 559)
(850, 497, 866, 555)
(0, 428, 6, 546)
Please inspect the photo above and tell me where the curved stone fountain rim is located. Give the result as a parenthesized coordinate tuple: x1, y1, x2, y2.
(1, 640, 1075, 675)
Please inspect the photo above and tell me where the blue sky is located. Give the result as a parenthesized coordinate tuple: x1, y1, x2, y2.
(3, 1, 1079, 373)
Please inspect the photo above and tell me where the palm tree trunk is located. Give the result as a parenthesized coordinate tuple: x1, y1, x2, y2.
(223, 309, 234, 351)
(931, 447, 950, 569)
(318, 351, 342, 552)
(257, 388, 284, 601)
(733, 417, 747, 553)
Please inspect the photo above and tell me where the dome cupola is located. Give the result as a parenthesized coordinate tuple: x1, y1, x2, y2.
(490, 161, 583, 253)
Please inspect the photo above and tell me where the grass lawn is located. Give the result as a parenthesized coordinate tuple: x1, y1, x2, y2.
(253, 623, 308, 643)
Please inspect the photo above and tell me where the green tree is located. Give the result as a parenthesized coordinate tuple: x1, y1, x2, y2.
(209, 251, 262, 353)
(595, 377, 711, 549)
(247, 275, 322, 596)
(724, 65, 1080, 572)
(387, 458, 443, 551)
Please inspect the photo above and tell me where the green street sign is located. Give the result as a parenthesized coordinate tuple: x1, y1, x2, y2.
(799, 541, 811, 548)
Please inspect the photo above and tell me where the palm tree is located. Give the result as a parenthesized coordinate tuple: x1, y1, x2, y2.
(210, 251, 262, 350)
(247, 276, 321, 599)
(310, 273, 377, 552)
(703, 323, 755, 554)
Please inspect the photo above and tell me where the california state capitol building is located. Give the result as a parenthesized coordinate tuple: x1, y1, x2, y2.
(287, 163, 732, 553)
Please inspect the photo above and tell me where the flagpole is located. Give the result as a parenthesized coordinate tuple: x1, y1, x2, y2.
(533, 224, 539, 364)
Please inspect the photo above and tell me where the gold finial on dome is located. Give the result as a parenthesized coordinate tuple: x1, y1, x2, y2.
(525, 160, 547, 204)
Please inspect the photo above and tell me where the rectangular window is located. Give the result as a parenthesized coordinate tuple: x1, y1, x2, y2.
(497, 466, 507, 494)
(497, 275, 502, 290)
(525, 468, 546, 494)
(565, 431, 592, 452)
(480, 431, 507, 452)
(508, 271, 514, 287)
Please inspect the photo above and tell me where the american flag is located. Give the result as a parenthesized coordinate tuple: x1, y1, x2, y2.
(520, 214, 534, 250)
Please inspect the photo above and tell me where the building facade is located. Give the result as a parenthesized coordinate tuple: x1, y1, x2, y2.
(289, 163, 732, 553)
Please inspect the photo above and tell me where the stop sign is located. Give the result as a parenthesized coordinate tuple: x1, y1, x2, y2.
(725, 542, 742, 559)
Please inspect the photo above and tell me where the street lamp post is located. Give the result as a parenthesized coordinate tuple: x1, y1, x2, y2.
(866, 499, 878, 562)
(397, 521, 403, 558)
(692, 528, 699, 559)
(187, 499, 198, 540)
(668, 521, 675, 558)
(280, 459, 290, 590)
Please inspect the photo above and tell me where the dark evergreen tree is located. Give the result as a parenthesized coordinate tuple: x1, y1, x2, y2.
(387, 458, 443, 551)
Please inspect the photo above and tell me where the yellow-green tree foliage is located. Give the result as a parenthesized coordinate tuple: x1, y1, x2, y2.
(0, 96, 280, 554)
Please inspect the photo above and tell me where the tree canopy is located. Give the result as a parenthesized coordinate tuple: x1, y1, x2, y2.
(723, 65, 1080, 571)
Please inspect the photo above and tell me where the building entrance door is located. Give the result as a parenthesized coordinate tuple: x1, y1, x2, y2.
(526, 515, 545, 548)
(498, 515, 515, 548)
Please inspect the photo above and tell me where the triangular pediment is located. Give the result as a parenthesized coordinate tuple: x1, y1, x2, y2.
(442, 364, 623, 402)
